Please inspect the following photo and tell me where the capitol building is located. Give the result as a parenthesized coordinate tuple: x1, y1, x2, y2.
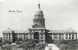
(1, 3, 78, 50)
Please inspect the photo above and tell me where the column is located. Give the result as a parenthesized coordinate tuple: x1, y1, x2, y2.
(52, 33, 54, 40)
(32, 34, 34, 39)
(24, 34, 25, 40)
(39, 32, 41, 40)
(10, 33, 12, 42)
(68, 34, 69, 40)
(61, 33, 64, 40)
(43, 34, 45, 44)
(64, 34, 66, 40)
(71, 34, 72, 40)
(74, 34, 77, 40)
(52, 34, 55, 40)
(28, 33, 30, 39)
(57, 34, 59, 40)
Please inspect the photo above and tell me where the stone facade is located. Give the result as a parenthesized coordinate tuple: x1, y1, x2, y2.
(2, 3, 77, 44)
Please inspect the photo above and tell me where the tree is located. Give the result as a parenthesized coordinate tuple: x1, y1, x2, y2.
(57, 40, 78, 50)
(17, 39, 35, 50)
(17, 39, 45, 50)
(1, 43, 11, 50)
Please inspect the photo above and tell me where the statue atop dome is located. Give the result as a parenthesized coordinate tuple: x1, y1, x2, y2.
(38, 3, 40, 9)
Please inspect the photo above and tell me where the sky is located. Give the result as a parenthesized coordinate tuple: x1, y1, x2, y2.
(0, 0, 78, 35)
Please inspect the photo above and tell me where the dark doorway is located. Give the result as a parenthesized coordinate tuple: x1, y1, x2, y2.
(12, 31, 17, 43)
(34, 32, 39, 40)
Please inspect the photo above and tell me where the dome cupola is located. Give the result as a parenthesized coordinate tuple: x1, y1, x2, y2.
(34, 3, 44, 17)
(32, 3, 45, 28)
